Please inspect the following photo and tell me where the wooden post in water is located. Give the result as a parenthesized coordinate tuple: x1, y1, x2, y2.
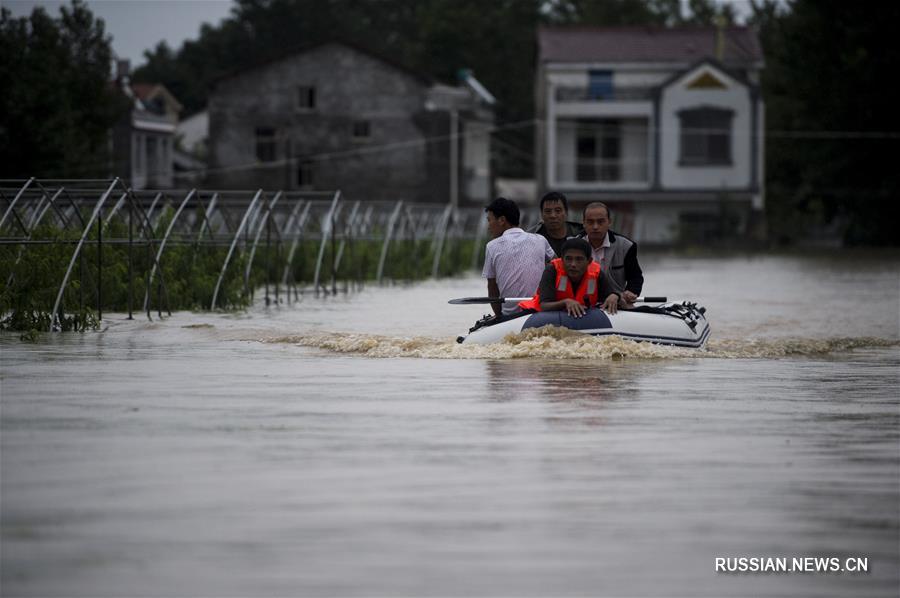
(157, 267, 162, 319)
(79, 234, 84, 325)
(265, 212, 270, 306)
(274, 215, 280, 305)
(128, 194, 133, 320)
(145, 234, 152, 321)
(331, 204, 337, 295)
(97, 209, 103, 321)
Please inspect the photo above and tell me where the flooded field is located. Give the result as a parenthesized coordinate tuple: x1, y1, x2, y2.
(2, 251, 899, 597)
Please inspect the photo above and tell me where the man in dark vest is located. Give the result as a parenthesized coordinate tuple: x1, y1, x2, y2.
(578, 202, 644, 304)
(527, 191, 585, 257)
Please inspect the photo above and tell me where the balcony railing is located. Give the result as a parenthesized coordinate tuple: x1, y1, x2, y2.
(555, 156, 650, 184)
(555, 86, 655, 102)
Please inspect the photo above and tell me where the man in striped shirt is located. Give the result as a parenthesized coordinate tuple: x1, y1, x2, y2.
(482, 197, 554, 316)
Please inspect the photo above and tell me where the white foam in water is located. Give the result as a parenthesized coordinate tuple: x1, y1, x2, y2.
(261, 327, 897, 360)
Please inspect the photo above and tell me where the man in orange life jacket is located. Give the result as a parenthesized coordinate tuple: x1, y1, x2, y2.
(519, 238, 623, 318)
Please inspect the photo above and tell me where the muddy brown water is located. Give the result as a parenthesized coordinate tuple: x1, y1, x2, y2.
(2, 252, 898, 597)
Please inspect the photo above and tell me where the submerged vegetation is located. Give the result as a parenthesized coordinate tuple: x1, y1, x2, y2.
(0, 203, 483, 332)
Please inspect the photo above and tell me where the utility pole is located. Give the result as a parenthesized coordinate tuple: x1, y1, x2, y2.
(450, 109, 459, 208)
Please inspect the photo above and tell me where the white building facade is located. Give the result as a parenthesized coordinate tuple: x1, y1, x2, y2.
(536, 27, 765, 243)
(112, 69, 182, 190)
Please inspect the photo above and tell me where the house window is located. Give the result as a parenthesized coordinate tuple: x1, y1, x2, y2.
(678, 107, 733, 166)
(352, 120, 371, 141)
(576, 133, 596, 181)
(297, 86, 316, 110)
(575, 119, 621, 182)
(588, 70, 613, 100)
(297, 161, 314, 189)
(146, 135, 159, 181)
(146, 96, 166, 116)
(599, 121, 621, 181)
(255, 127, 277, 162)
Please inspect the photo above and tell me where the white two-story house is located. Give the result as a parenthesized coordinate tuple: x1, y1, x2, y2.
(112, 61, 182, 190)
(536, 26, 765, 243)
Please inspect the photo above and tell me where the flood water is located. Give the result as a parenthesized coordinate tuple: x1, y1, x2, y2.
(2, 251, 899, 597)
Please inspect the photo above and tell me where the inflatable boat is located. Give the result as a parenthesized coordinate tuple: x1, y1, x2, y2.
(457, 301, 710, 348)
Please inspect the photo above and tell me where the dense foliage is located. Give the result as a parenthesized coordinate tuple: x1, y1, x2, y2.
(0, 1, 127, 178)
(751, 0, 900, 245)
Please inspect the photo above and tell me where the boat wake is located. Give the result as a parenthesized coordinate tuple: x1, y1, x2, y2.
(260, 328, 898, 360)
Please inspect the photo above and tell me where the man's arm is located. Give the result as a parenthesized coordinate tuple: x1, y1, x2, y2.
(541, 236, 554, 262)
(538, 266, 587, 317)
(542, 297, 588, 317)
(623, 242, 643, 298)
(487, 278, 501, 316)
(597, 269, 622, 314)
(482, 242, 499, 315)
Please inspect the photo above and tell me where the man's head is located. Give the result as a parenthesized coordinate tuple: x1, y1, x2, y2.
(540, 191, 568, 236)
(484, 197, 520, 238)
(560, 238, 593, 282)
(583, 202, 611, 247)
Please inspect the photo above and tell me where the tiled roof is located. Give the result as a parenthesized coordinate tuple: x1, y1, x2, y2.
(212, 39, 434, 87)
(130, 83, 158, 100)
(128, 83, 183, 113)
(538, 26, 763, 65)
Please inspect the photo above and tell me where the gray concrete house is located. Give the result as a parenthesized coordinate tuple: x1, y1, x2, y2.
(536, 26, 765, 243)
(207, 41, 495, 204)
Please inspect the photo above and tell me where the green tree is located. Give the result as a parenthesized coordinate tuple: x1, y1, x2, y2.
(0, 0, 126, 178)
(753, 0, 900, 245)
(545, 0, 670, 25)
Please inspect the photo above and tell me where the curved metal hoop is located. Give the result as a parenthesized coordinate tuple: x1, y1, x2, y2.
(312, 190, 342, 292)
(49, 179, 118, 331)
(376, 201, 404, 283)
(142, 189, 196, 312)
(210, 189, 263, 309)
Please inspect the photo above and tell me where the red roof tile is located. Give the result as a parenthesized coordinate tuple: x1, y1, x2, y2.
(130, 83, 157, 100)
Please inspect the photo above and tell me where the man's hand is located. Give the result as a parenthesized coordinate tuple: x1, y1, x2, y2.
(602, 293, 620, 314)
(487, 278, 501, 317)
(623, 290, 638, 304)
(562, 298, 587, 318)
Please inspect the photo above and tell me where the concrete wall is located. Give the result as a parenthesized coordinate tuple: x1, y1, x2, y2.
(619, 197, 751, 244)
(177, 111, 208, 157)
(208, 43, 448, 202)
(462, 120, 491, 201)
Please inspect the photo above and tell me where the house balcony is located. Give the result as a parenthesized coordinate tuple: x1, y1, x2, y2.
(554, 156, 650, 189)
(550, 116, 652, 189)
(555, 85, 655, 102)
(553, 86, 654, 119)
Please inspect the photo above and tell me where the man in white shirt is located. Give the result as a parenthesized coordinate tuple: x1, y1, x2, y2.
(482, 197, 554, 316)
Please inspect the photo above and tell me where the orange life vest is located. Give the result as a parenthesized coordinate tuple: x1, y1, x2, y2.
(518, 258, 601, 312)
